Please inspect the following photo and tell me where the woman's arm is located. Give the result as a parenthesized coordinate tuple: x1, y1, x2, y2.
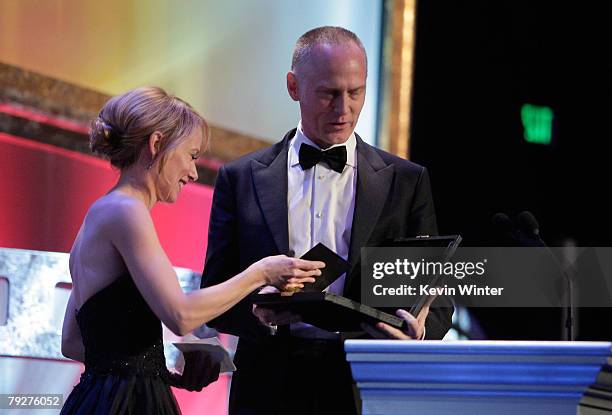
(61, 289, 85, 362)
(107, 200, 321, 336)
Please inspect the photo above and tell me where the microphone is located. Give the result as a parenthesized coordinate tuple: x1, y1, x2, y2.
(491, 212, 542, 247)
(517, 211, 541, 238)
(492, 212, 514, 232)
(491, 212, 516, 243)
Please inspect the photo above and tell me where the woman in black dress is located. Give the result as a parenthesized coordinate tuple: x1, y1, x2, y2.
(60, 87, 323, 414)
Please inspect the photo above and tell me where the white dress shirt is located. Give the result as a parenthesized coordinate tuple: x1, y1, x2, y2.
(287, 122, 357, 338)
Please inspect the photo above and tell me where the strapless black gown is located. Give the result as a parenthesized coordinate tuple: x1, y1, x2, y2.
(61, 274, 181, 414)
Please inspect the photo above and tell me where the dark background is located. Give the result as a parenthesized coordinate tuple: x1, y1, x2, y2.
(409, 0, 612, 340)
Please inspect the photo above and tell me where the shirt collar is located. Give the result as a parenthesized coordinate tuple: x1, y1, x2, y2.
(288, 121, 357, 168)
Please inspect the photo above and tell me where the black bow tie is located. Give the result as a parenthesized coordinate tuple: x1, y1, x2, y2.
(298, 143, 347, 174)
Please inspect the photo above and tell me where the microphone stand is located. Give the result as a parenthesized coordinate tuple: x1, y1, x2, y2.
(560, 243, 577, 341)
(493, 212, 577, 341)
(517, 232, 576, 341)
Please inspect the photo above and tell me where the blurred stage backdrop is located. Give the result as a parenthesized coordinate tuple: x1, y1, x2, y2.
(1, 0, 611, 414)
(0, 1, 383, 413)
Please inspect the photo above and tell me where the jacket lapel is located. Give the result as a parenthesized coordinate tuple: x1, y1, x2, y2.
(347, 136, 395, 276)
(251, 131, 294, 255)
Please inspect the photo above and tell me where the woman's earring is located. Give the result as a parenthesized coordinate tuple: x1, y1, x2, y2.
(146, 160, 154, 170)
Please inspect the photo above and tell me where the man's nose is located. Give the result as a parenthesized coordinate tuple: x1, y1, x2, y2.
(333, 93, 350, 115)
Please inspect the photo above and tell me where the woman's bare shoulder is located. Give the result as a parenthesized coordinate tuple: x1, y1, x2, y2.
(69, 193, 144, 300)
(85, 192, 152, 234)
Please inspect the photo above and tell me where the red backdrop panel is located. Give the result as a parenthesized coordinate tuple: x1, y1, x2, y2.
(0, 132, 213, 271)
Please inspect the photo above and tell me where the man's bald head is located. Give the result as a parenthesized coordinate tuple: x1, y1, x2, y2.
(291, 26, 367, 76)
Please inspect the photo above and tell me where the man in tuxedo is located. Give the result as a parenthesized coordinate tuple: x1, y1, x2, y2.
(201, 26, 453, 414)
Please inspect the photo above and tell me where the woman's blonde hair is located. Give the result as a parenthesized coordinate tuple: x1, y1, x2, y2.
(90, 86, 209, 170)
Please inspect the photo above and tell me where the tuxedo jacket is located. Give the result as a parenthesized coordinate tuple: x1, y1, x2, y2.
(201, 129, 452, 341)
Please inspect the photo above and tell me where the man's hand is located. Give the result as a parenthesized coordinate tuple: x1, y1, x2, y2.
(169, 351, 221, 391)
(362, 296, 434, 340)
(252, 286, 302, 327)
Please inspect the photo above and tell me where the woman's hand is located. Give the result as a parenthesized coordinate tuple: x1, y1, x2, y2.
(168, 351, 221, 392)
(249, 255, 324, 291)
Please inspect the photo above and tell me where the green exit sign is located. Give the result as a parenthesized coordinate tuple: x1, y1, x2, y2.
(521, 104, 553, 145)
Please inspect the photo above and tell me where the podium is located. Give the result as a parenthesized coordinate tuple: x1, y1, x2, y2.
(345, 340, 612, 415)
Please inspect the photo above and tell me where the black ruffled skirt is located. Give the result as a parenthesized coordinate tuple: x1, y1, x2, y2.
(60, 371, 181, 415)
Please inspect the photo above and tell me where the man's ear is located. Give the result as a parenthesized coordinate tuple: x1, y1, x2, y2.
(287, 71, 300, 102)
(148, 131, 163, 160)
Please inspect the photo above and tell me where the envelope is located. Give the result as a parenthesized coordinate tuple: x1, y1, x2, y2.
(173, 336, 236, 373)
